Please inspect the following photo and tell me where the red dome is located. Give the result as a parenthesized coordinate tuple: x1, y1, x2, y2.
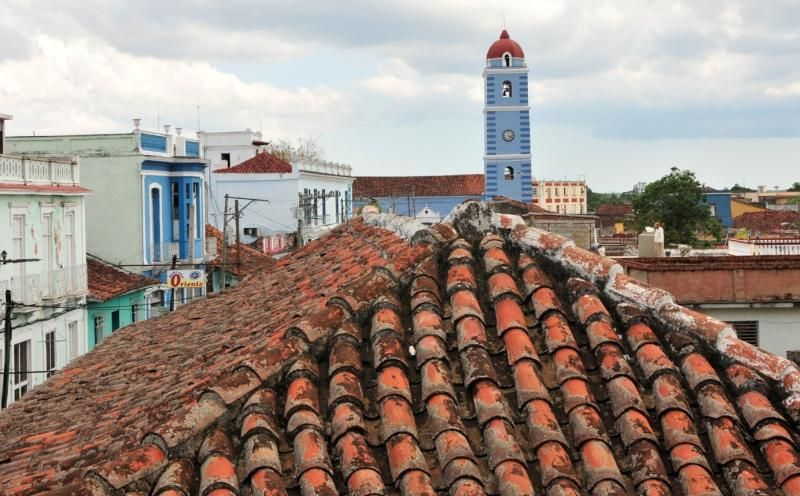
(486, 29, 525, 59)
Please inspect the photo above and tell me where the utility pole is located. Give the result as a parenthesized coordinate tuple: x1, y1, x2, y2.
(221, 194, 229, 293)
(2, 289, 12, 409)
(169, 254, 178, 312)
(234, 200, 241, 268)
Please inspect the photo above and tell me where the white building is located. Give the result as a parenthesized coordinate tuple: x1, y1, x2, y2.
(199, 130, 355, 244)
(532, 179, 587, 215)
(0, 113, 89, 405)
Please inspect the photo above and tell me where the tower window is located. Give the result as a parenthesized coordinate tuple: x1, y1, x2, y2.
(502, 81, 512, 98)
(503, 53, 511, 67)
(504, 166, 515, 180)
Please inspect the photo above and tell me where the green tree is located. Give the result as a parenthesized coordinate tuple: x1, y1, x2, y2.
(789, 182, 800, 192)
(633, 168, 723, 245)
(729, 183, 756, 193)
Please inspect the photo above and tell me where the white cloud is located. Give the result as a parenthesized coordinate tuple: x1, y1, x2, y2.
(0, 35, 347, 139)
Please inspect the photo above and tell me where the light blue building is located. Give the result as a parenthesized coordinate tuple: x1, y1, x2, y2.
(483, 29, 533, 202)
(8, 125, 209, 308)
(354, 29, 533, 220)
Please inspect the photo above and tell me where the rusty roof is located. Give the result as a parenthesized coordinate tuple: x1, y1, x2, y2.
(205, 224, 276, 277)
(3, 201, 800, 496)
(87, 256, 159, 301)
(353, 174, 485, 198)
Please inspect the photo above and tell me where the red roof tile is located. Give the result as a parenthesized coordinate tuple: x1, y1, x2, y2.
(3, 202, 800, 496)
(354, 174, 484, 198)
(205, 224, 275, 277)
(213, 151, 292, 174)
(734, 210, 800, 233)
(87, 256, 159, 301)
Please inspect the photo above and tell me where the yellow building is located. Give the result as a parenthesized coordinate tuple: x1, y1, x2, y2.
(731, 198, 765, 219)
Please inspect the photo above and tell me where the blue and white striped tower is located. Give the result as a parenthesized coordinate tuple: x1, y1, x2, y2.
(483, 30, 532, 202)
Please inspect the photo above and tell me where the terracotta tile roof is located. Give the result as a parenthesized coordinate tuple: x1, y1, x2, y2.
(205, 224, 275, 277)
(354, 174, 485, 198)
(0, 183, 90, 194)
(734, 210, 800, 233)
(213, 151, 292, 174)
(87, 256, 159, 301)
(596, 203, 633, 217)
(3, 201, 800, 496)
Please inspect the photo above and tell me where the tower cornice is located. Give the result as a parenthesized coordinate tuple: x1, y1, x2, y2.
(483, 106, 530, 113)
(483, 67, 528, 76)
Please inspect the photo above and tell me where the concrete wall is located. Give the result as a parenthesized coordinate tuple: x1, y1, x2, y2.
(529, 217, 596, 249)
(697, 306, 800, 357)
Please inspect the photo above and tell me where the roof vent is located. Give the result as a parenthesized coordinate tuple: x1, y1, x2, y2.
(132, 118, 141, 130)
(164, 124, 171, 135)
(175, 127, 182, 136)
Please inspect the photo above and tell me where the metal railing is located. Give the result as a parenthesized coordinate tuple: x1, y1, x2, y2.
(729, 238, 800, 256)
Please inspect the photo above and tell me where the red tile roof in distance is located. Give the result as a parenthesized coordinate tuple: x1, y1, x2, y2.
(213, 151, 292, 174)
(205, 224, 275, 277)
(353, 173, 485, 198)
(486, 29, 525, 59)
(734, 210, 800, 233)
(87, 256, 159, 301)
(4, 201, 800, 496)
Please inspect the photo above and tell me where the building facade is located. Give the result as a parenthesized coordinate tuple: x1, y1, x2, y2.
(7, 125, 208, 306)
(484, 30, 532, 202)
(205, 141, 354, 243)
(532, 179, 587, 215)
(0, 140, 89, 405)
(86, 256, 160, 350)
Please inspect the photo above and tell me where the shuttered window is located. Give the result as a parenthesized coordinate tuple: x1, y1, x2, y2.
(727, 321, 759, 347)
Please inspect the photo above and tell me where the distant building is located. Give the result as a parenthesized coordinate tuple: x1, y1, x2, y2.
(595, 203, 634, 233)
(205, 224, 274, 292)
(733, 211, 800, 237)
(532, 179, 587, 215)
(0, 113, 90, 405)
(741, 189, 800, 212)
(207, 146, 354, 244)
(353, 29, 534, 219)
(703, 192, 734, 228)
(620, 256, 800, 356)
(353, 174, 484, 222)
(86, 255, 160, 350)
(7, 123, 209, 308)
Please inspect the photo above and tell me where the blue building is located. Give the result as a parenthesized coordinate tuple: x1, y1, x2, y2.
(484, 29, 533, 202)
(704, 192, 734, 228)
(354, 29, 533, 220)
(8, 125, 209, 308)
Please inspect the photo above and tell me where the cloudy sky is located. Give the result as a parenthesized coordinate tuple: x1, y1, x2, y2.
(2, 1, 798, 191)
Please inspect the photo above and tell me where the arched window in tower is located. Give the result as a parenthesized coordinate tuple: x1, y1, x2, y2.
(503, 52, 511, 67)
(504, 166, 515, 180)
(502, 81, 512, 98)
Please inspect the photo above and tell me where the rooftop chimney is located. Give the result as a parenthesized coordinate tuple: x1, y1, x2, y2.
(164, 124, 171, 135)
(132, 118, 141, 130)
(175, 127, 182, 136)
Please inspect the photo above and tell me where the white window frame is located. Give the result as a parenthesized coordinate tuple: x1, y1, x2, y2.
(94, 315, 105, 345)
(68, 320, 80, 359)
(45, 330, 57, 377)
(13, 339, 31, 401)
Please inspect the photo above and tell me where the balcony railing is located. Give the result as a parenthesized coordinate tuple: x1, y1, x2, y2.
(0, 264, 87, 306)
(0, 154, 80, 185)
(729, 238, 800, 256)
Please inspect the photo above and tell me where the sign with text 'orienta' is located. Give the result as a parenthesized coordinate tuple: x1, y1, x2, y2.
(166, 269, 206, 289)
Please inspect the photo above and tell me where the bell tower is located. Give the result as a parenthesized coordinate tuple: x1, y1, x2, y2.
(483, 30, 532, 202)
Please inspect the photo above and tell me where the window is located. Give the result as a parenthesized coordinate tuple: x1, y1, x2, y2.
(131, 304, 139, 323)
(504, 166, 515, 180)
(193, 182, 201, 240)
(42, 213, 54, 296)
(111, 310, 120, 331)
(45, 331, 56, 377)
(68, 321, 79, 359)
(221, 152, 231, 167)
(503, 53, 511, 67)
(11, 214, 25, 294)
(94, 315, 105, 345)
(151, 187, 162, 262)
(243, 227, 258, 237)
(64, 211, 76, 290)
(171, 183, 180, 240)
(13, 340, 30, 401)
(502, 81, 512, 98)
(727, 321, 759, 347)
